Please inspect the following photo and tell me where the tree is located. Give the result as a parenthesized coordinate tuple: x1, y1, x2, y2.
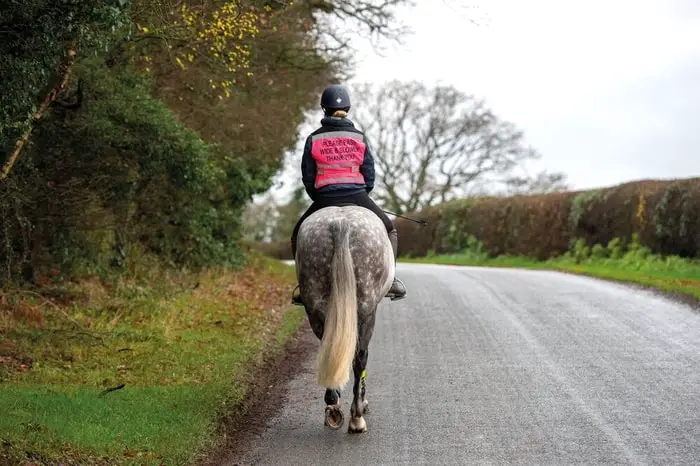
(241, 185, 310, 242)
(242, 193, 280, 242)
(351, 80, 543, 214)
(0, 0, 129, 180)
(272, 185, 310, 240)
(307, 0, 412, 47)
(0, 0, 418, 283)
(128, 0, 275, 99)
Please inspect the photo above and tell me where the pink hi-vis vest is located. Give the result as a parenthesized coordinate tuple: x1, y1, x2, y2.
(310, 131, 367, 189)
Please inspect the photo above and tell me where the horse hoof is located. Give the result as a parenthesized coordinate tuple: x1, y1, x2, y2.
(324, 405, 344, 430)
(348, 416, 367, 434)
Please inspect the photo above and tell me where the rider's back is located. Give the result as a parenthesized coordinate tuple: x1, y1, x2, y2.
(301, 114, 376, 201)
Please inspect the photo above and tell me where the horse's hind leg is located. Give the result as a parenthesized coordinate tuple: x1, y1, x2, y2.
(305, 309, 344, 430)
(324, 388, 344, 430)
(348, 345, 369, 433)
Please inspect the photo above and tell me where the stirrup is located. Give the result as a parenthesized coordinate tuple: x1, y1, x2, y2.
(291, 285, 304, 306)
(386, 278, 407, 301)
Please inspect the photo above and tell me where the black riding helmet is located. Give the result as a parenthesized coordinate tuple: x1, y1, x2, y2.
(320, 84, 351, 115)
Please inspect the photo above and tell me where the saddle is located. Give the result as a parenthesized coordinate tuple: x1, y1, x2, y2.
(325, 202, 360, 208)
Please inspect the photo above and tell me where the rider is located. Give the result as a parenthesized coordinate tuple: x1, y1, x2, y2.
(290, 84, 407, 305)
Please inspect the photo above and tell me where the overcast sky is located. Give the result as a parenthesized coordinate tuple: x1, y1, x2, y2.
(270, 0, 700, 200)
(344, 0, 700, 191)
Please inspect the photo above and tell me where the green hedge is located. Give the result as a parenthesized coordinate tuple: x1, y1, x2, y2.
(394, 178, 700, 259)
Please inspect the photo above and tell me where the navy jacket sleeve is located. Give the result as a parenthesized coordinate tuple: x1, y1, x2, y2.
(360, 135, 376, 193)
(300, 136, 317, 200)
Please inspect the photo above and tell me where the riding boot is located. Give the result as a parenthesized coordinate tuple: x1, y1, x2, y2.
(386, 229, 407, 301)
(290, 235, 303, 306)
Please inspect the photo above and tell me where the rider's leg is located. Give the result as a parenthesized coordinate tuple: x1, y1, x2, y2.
(290, 212, 305, 260)
(386, 228, 406, 299)
(349, 192, 407, 301)
(291, 200, 324, 257)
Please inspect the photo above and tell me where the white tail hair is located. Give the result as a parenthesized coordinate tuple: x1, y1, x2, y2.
(316, 218, 357, 389)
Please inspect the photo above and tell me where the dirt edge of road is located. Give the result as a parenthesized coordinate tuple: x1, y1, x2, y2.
(197, 320, 318, 466)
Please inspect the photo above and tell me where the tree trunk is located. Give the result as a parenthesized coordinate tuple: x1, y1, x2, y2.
(0, 47, 78, 182)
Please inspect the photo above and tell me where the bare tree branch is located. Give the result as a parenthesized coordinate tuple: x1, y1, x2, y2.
(307, 0, 414, 57)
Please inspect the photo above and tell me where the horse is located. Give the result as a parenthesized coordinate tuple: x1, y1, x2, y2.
(295, 205, 395, 433)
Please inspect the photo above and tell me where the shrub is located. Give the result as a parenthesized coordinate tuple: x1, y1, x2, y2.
(395, 178, 700, 260)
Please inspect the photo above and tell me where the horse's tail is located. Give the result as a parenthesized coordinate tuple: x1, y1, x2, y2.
(316, 217, 357, 390)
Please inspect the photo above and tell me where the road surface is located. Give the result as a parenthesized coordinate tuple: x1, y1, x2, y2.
(235, 263, 700, 465)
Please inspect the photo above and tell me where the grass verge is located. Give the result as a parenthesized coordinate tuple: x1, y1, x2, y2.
(401, 235, 700, 301)
(0, 253, 301, 465)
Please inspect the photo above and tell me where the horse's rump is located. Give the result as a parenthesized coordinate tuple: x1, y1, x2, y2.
(296, 205, 393, 306)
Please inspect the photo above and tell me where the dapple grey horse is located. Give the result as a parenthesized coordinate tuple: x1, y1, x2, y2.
(295, 205, 394, 433)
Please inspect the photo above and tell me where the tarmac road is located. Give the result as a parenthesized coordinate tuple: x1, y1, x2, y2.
(234, 263, 700, 465)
